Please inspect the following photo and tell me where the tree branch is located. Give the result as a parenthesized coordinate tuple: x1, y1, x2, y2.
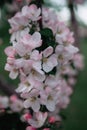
(0, 77, 19, 97)
(68, 0, 80, 47)
(36, 0, 43, 29)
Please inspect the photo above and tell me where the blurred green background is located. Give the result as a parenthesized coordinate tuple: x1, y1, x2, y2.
(63, 37, 87, 130)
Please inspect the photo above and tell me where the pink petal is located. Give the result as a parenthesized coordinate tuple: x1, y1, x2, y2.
(43, 46, 53, 57)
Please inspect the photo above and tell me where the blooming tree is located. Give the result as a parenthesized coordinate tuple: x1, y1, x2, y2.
(3, 0, 84, 129)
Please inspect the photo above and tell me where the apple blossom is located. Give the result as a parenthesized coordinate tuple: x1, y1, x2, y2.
(40, 87, 60, 112)
(73, 53, 84, 70)
(9, 95, 23, 112)
(8, 12, 29, 33)
(42, 46, 58, 73)
(4, 3, 81, 130)
(23, 89, 40, 112)
(28, 112, 48, 128)
(14, 32, 42, 56)
(22, 4, 41, 21)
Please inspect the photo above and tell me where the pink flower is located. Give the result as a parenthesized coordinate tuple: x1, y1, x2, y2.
(28, 112, 47, 128)
(16, 75, 43, 93)
(5, 57, 25, 79)
(23, 89, 40, 112)
(5, 62, 19, 79)
(10, 95, 17, 102)
(10, 96, 23, 112)
(56, 25, 74, 45)
(42, 7, 58, 34)
(23, 113, 32, 121)
(45, 75, 61, 88)
(29, 66, 45, 83)
(8, 11, 29, 32)
(10, 27, 29, 43)
(73, 53, 84, 70)
(4, 46, 16, 57)
(14, 32, 42, 56)
(4, 3, 80, 129)
(57, 80, 73, 109)
(55, 44, 78, 64)
(65, 45, 79, 55)
(42, 46, 58, 73)
(22, 4, 41, 21)
(40, 87, 59, 112)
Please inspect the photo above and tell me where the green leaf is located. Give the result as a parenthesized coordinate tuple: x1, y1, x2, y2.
(47, 67, 57, 75)
(38, 28, 57, 50)
(40, 28, 54, 38)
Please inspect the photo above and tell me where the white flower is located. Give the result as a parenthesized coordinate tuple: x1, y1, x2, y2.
(45, 75, 61, 88)
(40, 87, 59, 112)
(22, 4, 41, 21)
(42, 46, 58, 73)
(28, 112, 47, 128)
(10, 95, 23, 112)
(55, 45, 73, 64)
(23, 89, 40, 112)
(4, 46, 16, 57)
(56, 25, 74, 45)
(10, 27, 29, 43)
(31, 61, 45, 82)
(5, 63, 18, 79)
(14, 32, 42, 56)
(65, 45, 79, 55)
(16, 74, 43, 93)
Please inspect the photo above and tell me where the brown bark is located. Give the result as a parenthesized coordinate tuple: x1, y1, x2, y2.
(0, 77, 19, 97)
(68, 0, 80, 47)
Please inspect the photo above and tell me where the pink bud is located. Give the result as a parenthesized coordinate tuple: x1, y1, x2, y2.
(10, 95, 17, 102)
(4, 46, 16, 57)
(23, 113, 32, 121)
(26, 126, 37, 130)
(48, 116, 56, 123)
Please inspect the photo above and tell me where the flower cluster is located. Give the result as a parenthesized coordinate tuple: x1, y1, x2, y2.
(5, 3, 79, 129)
(0, 95, 23, 113)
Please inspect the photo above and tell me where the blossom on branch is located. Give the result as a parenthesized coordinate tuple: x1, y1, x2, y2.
(4, 2, 82, 130)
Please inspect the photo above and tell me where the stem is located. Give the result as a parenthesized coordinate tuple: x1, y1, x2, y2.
(0, 77, 19, 97)
(36, 0, 43, 29)
(68, 0, 79, 47)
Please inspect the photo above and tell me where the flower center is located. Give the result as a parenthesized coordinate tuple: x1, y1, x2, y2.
(43, 58, 48, 63)
(48, 95, 53, 100)
(25, 82, 30, 87)
(58, 55, 64, 60)
(24, 54, 30, 59)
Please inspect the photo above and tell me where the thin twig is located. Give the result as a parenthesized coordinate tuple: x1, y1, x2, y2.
(36, 0, 43, 29)
(0, 77, 19, 97)
(68, 0, 80, 47)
